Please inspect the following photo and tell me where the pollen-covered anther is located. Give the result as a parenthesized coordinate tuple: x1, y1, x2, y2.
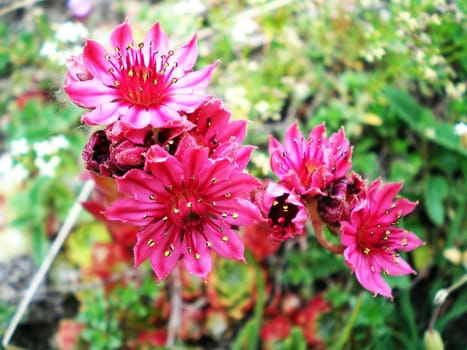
(222, 236, 229, 242)
(162, 216, 168, 221)
(224, 192, 231, 198)
(363, 247, 371, 254)
(211, 178, 217, 184)
(232, 213, 239, 219)
(138, 42, 144, 48)
(170, 244, 175, 251)
(171, 78, 178, 83)
(221, 213, 228, 218)
(186, 202, 192, 208)
(195, 253, 201, 260)
(164, 250, 171, 257)
(402, 238, 408, 247)
(149, 194, 156, 200)
(173, 208, 180, 214)
(148, 239, 155, 247)
(385, 230, 391, 235)
(114, 80, 120, 86)
(206, 241, 212, 247)
(104, 54, 111, 60)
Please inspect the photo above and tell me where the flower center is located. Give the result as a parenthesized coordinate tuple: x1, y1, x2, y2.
(268, 194, 299, 229)
(106, 42, 179, 107)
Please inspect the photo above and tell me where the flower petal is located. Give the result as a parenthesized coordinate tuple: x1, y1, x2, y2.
(149, 227, 182, 280)
(116, 168, 167, 202)
(171, 34, 198, 72)
(204, 220, 245, 262)
(143, 22, 169, 60)
(121, 106, 153, 129)
(105, 198, 165, 225)
(83, 40, 115, 86)
(110, 21, 134, 51)
(182, 231, 213, 279)
(81, 102, 124, 125)
(64, 78, 120, 108)
(175, 61, 219, 91)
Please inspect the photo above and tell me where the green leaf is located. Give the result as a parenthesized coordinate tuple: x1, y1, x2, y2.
(385, 88, 467, 157)
(425, 175, 449, 226)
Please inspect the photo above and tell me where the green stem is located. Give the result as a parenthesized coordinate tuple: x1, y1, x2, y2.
(333, 293, 363, 350)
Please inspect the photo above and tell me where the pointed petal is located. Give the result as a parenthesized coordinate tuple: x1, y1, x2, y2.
(81, 102, 124, 125)
(206, 171, 259, 199)
(205, 221, 245, 262)
(64, 78, 119, 108)
(175, 61, 219, 91)
(133, 222, 166, 267)
(105, 198, 165, 225)
(116, 168, 167, 202)
(143, 22, 169, 57)
(171, 34, 198, 72)
(83, 40, 115, 86)
(284, 122, 306, 165)
(149, 228, 182, 280)
(149, 104, 182, 127)
(353, 254, 393, 298)
(121, 106, 152, 129)
(214, 198, 261, 226)
(110, 21, 134, 51)
(182, 231, 213, 279)
(165, 93, 207, 112)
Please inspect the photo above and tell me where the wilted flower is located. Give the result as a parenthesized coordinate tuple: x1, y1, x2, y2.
(269, 122, 352, 197)
(317, 172, 366, 230)
(106, 147, 260, 280)
(254, 181, 307, 241)
(340, 179, 424, 298)
(65, 21, 218, 128)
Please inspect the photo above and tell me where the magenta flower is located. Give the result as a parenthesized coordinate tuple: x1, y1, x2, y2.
(269, 122, 352, 197)
(254, 181, 307, 241)
(184, 97, 254, 169)
(340, 179, 424, 298)
(65, 21, 218, 128)
(106, 146, 260, 280)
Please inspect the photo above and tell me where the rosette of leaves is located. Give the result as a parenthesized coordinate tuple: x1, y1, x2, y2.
(206, 256, 257, 321)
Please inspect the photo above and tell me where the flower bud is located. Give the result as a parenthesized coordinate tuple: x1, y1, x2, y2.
(423, 329, 444, 350)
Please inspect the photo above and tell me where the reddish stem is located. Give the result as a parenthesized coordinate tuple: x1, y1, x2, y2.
(306, 198, 344, 254)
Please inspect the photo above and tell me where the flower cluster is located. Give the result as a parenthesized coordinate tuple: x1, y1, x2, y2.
(260, 122, 424, 298)
(65, 21, 423, 298)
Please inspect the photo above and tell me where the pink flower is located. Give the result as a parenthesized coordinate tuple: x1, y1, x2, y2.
(65, 21, 218, 128)
(106, 146, 260, 280)
(183, 97, 254, 168)
(269, 122, 352, 197)
(340, 179, 424, 298)
(254, 181, 307, 241)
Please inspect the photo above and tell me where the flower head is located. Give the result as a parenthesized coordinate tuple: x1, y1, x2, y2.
(340, 179, 424, 298)
(254, 181, 307, 241)
(106, 146, 260, 280)
(65, 21, 218, 128)
(269, 122, 352, 196)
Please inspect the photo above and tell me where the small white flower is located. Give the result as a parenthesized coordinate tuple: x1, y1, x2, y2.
(50, 135, 70, 150)
(454, 122, 467, 136)
(35, 155, 60, 177)
(55, 21, 89, 43)
(40, 41, 58, 59)
(446, 82, 466, 101)
(10, 138, 30, 156)
(33, 140, 53, 158)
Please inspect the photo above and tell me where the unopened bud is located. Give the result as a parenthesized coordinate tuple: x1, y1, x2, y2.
(433, 289, 449, 305)
(423, 329, 444, 350)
